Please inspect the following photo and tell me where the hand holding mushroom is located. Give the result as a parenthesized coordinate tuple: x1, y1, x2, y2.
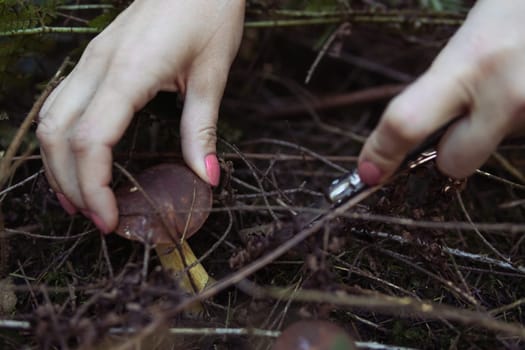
(37, 0, 245, 233)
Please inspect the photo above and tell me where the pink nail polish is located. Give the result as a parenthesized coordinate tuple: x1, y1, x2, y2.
(56, 193, 77, 215)
(358, 161, 383, 185)
(90, 212, 110, 234)
(205, 154, 220, 186)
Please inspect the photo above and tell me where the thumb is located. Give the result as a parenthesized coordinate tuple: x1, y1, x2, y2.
(358, 69, 468, 185)
(180, 65, 229, 187)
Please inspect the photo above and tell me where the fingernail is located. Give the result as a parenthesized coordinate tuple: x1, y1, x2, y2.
(81, 209, 110, 234)
(205, 153, 220, 186)
(90, 212, 110, 234)
(56, 193, 77, 215)
(358, 160, 383, 185)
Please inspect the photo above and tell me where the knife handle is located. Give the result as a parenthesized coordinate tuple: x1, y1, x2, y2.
(400, 116, 460, 168)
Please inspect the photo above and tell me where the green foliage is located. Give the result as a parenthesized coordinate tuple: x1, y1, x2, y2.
(0, 1, 62, 99)
(285, 0, 348, 11)
(87, 7, 119, 29)
(0, 1, 120, 101)
(419, 0, 466, 12)
(0, 0, 57, 32)
(304, 0, 339, 11)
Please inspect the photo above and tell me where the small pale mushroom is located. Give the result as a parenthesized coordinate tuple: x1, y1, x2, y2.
(272, 320, 356, 350)
(114, 163, 212, 295)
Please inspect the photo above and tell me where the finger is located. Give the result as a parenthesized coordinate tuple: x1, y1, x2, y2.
(358, 69, 469, 185)
(40, 151, 78, 215)
(39, 76, 79, 215)
(436, 107, 509, 179)
(37, 53, 111, 208)
(39, 75, 70, 118)
(36, 80, 102, 208)
(180, 63, 229, 186)
(72, 72, 158, 232)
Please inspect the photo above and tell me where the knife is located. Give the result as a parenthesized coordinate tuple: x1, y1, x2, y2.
(326, 117, 459, 205)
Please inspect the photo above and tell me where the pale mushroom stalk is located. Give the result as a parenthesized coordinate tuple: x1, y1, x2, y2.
(156, 242, 210, 293)
(115, 163, 213, 302)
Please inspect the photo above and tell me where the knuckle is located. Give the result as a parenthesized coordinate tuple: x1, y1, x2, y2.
(69, 125, 97, 155)
(504, 83, 525, 115)
(366, 133, 401, 169)
(36, 117, 61, 148)
(80, 37, 111, 65)
(382, 100, 423, 145)
(107, 51, 156, 82)
(104, 63, 158, 107)
(198, 126, 218, 148)
(181, 125, 217, 149)
(198, 125, 217, 139)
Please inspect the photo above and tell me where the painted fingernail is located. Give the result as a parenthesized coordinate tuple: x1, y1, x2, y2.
(205, 153, 220, 187)
(56, 193, 77, 215)
(90, 212, 110, 234)
(358, 160, 383, 185)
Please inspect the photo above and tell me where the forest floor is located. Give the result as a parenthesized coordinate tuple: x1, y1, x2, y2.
(1, 1, 524, 349)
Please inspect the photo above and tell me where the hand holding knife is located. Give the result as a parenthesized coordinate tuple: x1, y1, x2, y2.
(327, 117, 459, 205)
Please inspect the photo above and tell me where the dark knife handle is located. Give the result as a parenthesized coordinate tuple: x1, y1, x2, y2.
(400, 116, 459, 168)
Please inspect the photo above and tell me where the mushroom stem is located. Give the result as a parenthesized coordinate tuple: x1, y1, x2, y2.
(155, 241, 210, 294)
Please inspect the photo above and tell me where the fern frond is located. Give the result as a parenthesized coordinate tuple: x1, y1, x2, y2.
(0, 0, 59, 31)
(0, 1, 65, 99)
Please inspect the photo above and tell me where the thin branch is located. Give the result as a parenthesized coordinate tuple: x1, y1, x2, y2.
(491, 152, 525, 184)
(244, 138, 348, 172)
(0, 26, 100, 36)
(243, 84, 406, 119)
(0, 58, 69, 189)
(475, 169, 525, 190)
(204, 205, 525, 234)
(0, 170, 43, 196)
(100, 233, 114, 280)
(456, 189, 512, 264)
(0, 321, 420, 350)
(375, 246, 479, 306)
(243, 281, 525, 340)
(57, 4, 114, 10)
(5, 228, 94, 240)
(219, 139, 280, 221)
(305, 22, 351, 84)
(360, 229, 525, 274)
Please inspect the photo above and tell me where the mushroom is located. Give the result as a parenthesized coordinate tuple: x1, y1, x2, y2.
(272, 320, 356, 350)
(114, 163, 213, 295)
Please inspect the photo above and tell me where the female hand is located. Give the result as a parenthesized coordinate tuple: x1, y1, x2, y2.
(358, 0, 525, 185)
(36, 0, 245, 233)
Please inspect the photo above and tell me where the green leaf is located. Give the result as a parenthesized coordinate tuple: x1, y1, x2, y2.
(88, 8, 120, 29)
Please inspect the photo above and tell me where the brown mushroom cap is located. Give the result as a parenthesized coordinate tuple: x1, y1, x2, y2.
(272, 320, 356, 350)
(115, 163, 212, 244)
